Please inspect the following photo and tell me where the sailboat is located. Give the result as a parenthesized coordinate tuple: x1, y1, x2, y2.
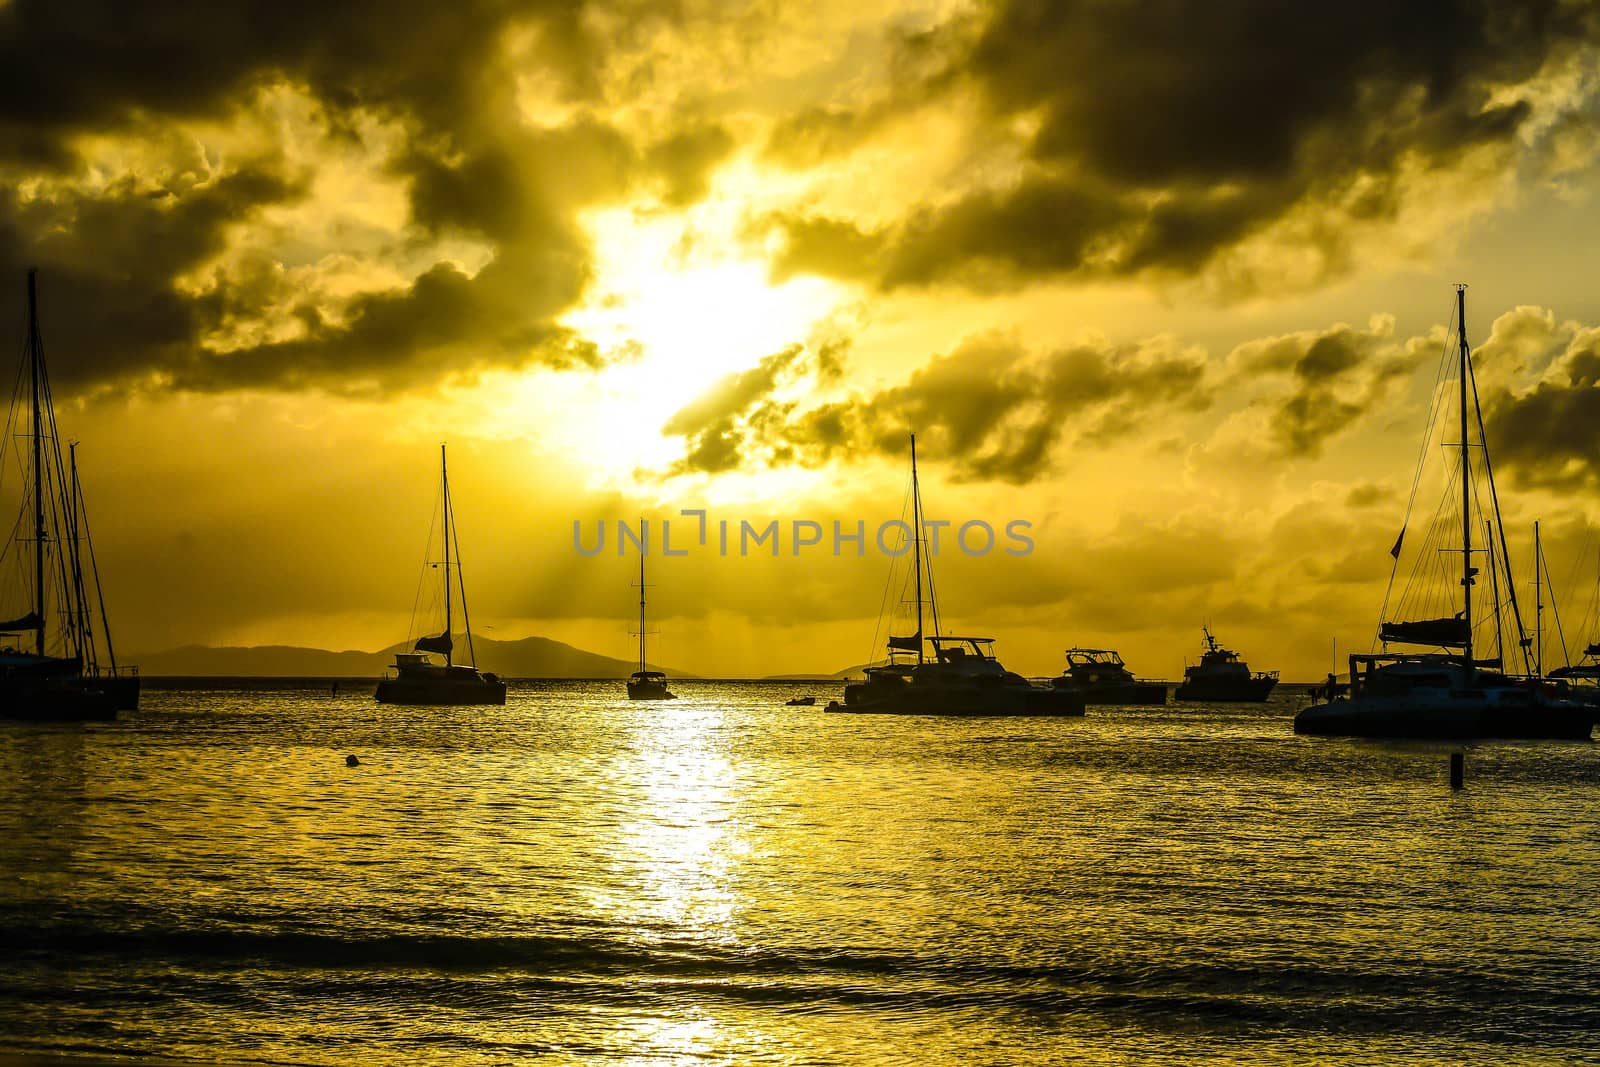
(1294, 286, 1589, 739)
(827, 434, 1085, 717)
(375, 445, 506, 706)
(0, 271, 138, 721)
(625, 541, 674, 700)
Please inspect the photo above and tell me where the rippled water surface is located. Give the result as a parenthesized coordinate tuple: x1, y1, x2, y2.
(2, 680, 1598, 1065)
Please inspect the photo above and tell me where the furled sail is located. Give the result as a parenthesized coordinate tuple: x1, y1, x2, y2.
(414, 631, 453, 655)
(1550, 664, 1600, 679)
(887, 631, 922, 652)
(1380, 616, 1468, 648)
(0, 611, 42, 633)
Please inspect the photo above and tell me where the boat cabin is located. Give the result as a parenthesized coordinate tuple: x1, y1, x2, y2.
(1061, 648, 1137, 683)
(931, 636, 998, 663)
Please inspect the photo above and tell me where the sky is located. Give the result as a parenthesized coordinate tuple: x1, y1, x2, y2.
(3, 0, 1600, 680)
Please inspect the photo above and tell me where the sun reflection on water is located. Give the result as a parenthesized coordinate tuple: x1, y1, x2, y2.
(597, 696, 750, 948)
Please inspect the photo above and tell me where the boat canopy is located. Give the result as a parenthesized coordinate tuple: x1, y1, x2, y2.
(1063, 648, 1127, 666)
(930, 636, 997, 661)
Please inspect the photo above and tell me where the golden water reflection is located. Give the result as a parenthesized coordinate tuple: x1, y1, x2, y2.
(595, 695, 750, 947)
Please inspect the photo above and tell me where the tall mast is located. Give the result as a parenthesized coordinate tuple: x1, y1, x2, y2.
(910, 433, 924, 665)
(1534, 520, 1543, 676)
(1457, 285, 1474, 677)
(441, 444, 452, 667)
(27, 270, 44, 657)
(633, 534, 640, 675)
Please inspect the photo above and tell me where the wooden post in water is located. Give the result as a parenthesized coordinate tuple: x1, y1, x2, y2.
(1450, 751, 1465, 790)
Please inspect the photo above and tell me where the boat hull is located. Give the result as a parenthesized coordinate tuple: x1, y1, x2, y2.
(0, 677, 120, 721)
(100, 673, 140, 711)
(1293, 698, 1591, 740)
(1052, 681, 1167, 705)
(1175, 676, 1277, 702)
(829, 683, 1086, 717)
(627, 682, 676, 700)
(375, 675, 507, 706)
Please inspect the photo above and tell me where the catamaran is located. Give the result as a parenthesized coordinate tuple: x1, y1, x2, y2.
(0, 271, 138, 721)
(828, 434, 1085, 717)
(375, 445, 506, 706)
(1295, 287, 1589, 740)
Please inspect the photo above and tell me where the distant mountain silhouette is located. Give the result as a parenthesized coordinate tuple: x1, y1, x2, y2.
(761, 663, 872, 681)
(131, 634, 691, 679)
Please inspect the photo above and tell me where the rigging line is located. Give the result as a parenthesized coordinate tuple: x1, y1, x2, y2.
(1465, 343, 1531, 674)
(1543, 537, 1570, 671)
(1582, 536, 1600, 655)
(447, 479, 477, 669)
(66, 446, 95, 670)
(406, 480, 443, 648)
(1554, 523, 1594, 645)
(0, 320, 30, 611)
(1, 324, 25, 484)
(1485, 516, 1504, 668)
(1377, 307, 1456, 647)
(865, 466, 916, 670)
(75, 456, 116, 671)
(41, 360, 82, 659)
(1392, 460, 1460, 617)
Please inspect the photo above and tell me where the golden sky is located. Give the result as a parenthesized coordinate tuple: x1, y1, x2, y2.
(4, 0, 1600, 679)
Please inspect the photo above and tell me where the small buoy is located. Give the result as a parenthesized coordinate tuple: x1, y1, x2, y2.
(346, 754, 360, 767)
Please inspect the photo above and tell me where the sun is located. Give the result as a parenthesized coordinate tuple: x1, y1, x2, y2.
(540, 195, 845, 486)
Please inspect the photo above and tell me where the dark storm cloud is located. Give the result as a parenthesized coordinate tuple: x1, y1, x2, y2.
(0, 0, 730, 393)
(171, 255, 603, 391)
(1226, 319, 1424, 458)
(762, 0, 1600, 291)
(1483, 328, 1600, 490)
(1, 163, 304, 387)
(0, 1, 528, 164)
(664, 332, 1210, 483)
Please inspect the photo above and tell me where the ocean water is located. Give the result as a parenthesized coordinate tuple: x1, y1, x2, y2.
(1, 680, 1597, 1065)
